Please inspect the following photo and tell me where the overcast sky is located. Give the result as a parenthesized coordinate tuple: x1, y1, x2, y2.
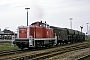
(0, 0, 90, 34)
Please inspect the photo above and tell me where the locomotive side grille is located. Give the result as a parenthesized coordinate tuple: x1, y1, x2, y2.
(17, 26, 29, 39)
(19, 28, 27, 38)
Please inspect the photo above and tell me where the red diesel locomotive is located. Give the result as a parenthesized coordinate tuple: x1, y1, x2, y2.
(13, 21, 57, 49)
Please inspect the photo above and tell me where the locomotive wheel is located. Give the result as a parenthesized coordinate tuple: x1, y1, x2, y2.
(21, 47, 24, 50)
(20, 44, 24, 50)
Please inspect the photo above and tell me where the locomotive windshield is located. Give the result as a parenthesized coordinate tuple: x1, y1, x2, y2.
(40, 23, 50, 28)
(40, 23, 45, 27)
(46, 24, 50, 28)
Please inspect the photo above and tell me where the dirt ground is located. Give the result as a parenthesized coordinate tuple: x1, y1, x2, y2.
(46, 48, 90, 60)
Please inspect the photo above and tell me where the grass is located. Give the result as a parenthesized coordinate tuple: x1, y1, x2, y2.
(0, 43, 18, 51)
(85, 39, 90, 43)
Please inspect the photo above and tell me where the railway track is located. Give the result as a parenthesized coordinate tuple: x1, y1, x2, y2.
(31, 43, 89, 60)
(0, 42, 76, 56)
(0, 42, 89, 60)
(76, 54, 90, 60)
(0, 40, 12, 43)
(0, 45, 56, 56)
(0, 42, 86, 56)
(0, 49, 23, 56)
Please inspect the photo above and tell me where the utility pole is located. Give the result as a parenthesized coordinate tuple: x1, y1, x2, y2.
(69, 18, 73, 29)
(86, 23, 89, 34)
(80, 26, 83, 32)
(25, 8, 30, 26)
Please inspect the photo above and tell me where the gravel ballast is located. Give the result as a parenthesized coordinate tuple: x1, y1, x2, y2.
(46, 48, 90, 60)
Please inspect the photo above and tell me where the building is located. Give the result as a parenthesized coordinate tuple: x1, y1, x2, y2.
(0, 28, 17, 39)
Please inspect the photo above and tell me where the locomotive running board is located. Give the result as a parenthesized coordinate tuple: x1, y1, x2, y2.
(29, 36, 57, 47)
(34, 38, 56, 40)
(34, 36, 57, 44)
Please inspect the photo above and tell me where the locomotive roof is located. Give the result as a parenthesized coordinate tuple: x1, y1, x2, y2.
(31, 21, 49, 26)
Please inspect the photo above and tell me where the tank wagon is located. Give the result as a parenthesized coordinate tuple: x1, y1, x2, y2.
(13, 21, 85, 50)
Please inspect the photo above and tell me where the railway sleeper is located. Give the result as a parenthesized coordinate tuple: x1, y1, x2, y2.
(28, 49, 63, 60)
(32, 52, 59, 60)
(0, 53, 3, 56)
(32, 51, 66, 60)
(12, 57, 24, 60)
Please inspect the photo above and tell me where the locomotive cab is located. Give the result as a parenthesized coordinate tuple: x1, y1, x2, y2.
(30, 21, 54, 38)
